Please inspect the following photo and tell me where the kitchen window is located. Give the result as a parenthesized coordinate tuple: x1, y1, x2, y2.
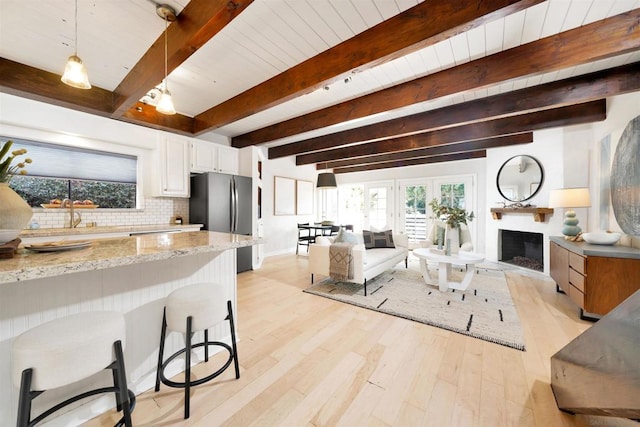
(5, 138, 137, 208)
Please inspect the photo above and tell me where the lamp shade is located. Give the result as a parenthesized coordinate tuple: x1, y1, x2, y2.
(316, 172, 337, 189)
(548, 188, 591, 208)
(61, 55, 91, 89)
(156, 88, 176, 115)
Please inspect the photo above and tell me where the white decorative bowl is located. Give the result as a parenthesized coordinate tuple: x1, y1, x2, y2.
(582, 232, 621, 245)
(0, 229, 22, 244)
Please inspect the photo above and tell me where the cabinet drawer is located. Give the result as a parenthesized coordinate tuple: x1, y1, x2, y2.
(569, 285, 585, 308)
(569, 252, 585, 275)
(569, 268, 585, 292)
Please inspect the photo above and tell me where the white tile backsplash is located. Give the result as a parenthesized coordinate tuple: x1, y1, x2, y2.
(30, 197, 189, 229)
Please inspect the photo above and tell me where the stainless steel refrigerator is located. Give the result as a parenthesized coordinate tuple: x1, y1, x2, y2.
(190, 172, 253, 273)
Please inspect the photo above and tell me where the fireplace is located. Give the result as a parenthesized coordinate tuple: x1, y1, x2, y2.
(499, 229, 544, 271)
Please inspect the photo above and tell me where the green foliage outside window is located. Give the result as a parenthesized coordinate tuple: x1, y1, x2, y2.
(10, 176, 136, 208)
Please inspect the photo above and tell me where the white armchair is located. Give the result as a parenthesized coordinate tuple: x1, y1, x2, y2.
(423, 220, 473, 252)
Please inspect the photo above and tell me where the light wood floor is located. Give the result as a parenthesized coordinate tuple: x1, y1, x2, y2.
(87, 254, 636, 427)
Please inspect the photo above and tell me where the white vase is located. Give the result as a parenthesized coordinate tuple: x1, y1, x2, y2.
(0, 183, 33, 244)
(444, 225, 460, 255)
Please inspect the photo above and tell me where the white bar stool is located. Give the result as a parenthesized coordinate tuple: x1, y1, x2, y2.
(11, 311, 135, 427)
(155, 283, 240, 419)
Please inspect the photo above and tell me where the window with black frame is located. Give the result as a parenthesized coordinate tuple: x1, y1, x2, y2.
(3, 138, 137, 209)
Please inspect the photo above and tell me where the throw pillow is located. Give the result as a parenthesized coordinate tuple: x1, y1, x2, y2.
(335, 229, 361, 245)
(362, 230, 395, 249)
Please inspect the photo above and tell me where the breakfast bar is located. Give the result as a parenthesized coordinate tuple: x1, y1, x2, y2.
(0, 231, 259, 426)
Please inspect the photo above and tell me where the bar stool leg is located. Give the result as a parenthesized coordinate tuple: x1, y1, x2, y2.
(113, 340, 133, 427)
(204, 329, 209, 362)
(185, 316, 193, 419)
(112, 367, 122, 412)
(155, 308, 168, 392)
(17, 368, 34, 427)
(227, 301, 240, 379)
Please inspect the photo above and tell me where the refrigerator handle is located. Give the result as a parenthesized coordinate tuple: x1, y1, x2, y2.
(233, 177, 239, 232)
(230, 178, 235, 232)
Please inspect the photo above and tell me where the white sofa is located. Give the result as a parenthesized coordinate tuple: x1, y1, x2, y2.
(308, 232, 409, 296)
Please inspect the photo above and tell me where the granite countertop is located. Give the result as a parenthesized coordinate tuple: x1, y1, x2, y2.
(550, 235, 640, 259)
(1, 231, 260, 285)
(19, 223, 203, 238)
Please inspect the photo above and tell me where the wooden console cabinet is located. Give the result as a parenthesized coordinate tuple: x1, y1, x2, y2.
(549, 237, 640, 319)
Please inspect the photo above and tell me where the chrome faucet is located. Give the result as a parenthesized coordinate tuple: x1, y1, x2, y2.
(61, 198, 82, 228)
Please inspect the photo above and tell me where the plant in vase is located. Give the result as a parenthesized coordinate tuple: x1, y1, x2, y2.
(0, 140, 34, 244)
(428, 198, 474, 254)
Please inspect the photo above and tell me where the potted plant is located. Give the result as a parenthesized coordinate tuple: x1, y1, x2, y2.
(0, 140, 33, 244)
(428, 198, 474, 253)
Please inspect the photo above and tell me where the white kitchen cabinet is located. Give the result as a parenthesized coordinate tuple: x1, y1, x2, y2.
(217, 145, 239, 174)
(159, 135, 190, 197)
(190, 141, 238, 175)
(190, 140, 218, 173)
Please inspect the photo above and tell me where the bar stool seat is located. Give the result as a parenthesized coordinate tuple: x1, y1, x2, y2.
(12, 311, 135, 427)
(155, 282, 240, 419)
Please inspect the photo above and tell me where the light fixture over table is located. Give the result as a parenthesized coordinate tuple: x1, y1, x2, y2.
(155, 4, 177, 115)
(61, 0, 91, 89)
(316, 163, 337, 189)
(549, 187, 591, 238)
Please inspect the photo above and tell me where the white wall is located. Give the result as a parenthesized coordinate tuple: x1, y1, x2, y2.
(261, 156, 318, 256)
(585, 91, 640, 248)
(485, 128, 567, 274)
(484, 91, 640, 274)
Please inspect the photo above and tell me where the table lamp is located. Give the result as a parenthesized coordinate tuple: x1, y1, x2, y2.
(549, 188, 591, 238)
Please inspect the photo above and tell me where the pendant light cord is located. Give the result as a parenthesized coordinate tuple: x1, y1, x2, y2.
(73, 0, 78, 55)
(164, 15, 168, 90)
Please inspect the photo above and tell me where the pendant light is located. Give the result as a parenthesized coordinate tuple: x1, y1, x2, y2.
(61, 0, 91, 89)
(156, 4, 177, 115)
(316, 162, 337, 189)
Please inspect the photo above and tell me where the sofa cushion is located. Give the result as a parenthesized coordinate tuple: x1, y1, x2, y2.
(334, 229, 362, 245)
(362, 230, 395, 249)
(363, 247, 405, 266)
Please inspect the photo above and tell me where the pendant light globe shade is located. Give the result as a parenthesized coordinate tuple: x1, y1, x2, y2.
(61, 55, 91, 89)
(316, 172, 337, 189)
(156, 88, 176, 115)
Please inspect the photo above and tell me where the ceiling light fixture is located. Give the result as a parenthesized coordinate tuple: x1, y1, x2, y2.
(61, 0, 91, 89)
(155, 4, 177, 115)
(316, 162, 337, 189)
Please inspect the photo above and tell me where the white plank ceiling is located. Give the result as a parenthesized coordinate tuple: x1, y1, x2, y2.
(1, 0, 639, 147)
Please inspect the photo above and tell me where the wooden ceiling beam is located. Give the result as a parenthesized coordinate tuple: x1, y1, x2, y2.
(195, 0, 543, 135)
(111, 0, 254, 118)
(333, 151, 487, 174)
(0, 58, 113, 116)
(319, 133, 533, 169)
(251, 10, 640, 148)
(119, 102, 195, 135)
(296, 101, 606, 165)
(272, 63, 640, 158)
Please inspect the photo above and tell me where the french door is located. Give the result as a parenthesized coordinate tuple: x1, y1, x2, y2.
(330, 181, 393, 231)
(399, 176, 475, 244)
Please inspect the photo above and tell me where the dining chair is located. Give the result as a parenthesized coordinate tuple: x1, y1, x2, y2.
(297, 223, 314, 254)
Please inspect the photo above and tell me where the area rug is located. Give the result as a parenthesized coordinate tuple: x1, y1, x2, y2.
(303, 263, 525, 350)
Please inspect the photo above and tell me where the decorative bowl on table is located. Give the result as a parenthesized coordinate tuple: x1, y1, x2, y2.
(581, 232, 621, 245)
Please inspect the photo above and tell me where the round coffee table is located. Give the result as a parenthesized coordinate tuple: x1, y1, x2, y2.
(413, 248, 485, 292)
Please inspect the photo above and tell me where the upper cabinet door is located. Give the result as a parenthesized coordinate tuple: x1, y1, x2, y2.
(190, 140, 218, 173)
(190, 141, 238, 175)
(217, 146, 239, 175)
(160, 136, 190, 197)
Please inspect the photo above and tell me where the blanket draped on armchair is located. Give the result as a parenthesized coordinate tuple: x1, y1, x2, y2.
(329, 243, 354, 281)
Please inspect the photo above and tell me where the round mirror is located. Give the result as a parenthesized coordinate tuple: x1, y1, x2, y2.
(496, 155, 544, 202)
